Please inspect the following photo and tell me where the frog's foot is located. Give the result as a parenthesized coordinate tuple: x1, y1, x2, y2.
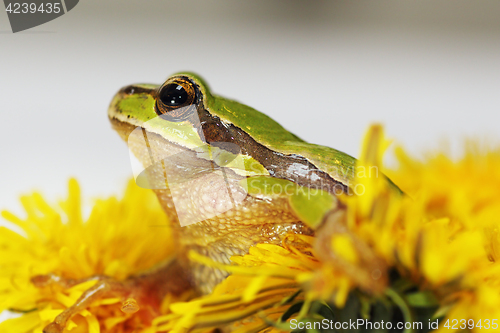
(33, 274, 135, 333)
(32, 258, 194, 333)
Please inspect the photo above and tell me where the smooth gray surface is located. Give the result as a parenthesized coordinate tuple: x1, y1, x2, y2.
(1, 0, 499, 216)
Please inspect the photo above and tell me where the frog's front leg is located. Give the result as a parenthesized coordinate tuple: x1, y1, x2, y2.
(33, 256, 194, 333)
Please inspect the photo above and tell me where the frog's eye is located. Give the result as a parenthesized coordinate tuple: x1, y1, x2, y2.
(155, 78, 197, 121)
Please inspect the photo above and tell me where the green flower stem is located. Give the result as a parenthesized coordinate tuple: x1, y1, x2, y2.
(385, 287, 415, 333)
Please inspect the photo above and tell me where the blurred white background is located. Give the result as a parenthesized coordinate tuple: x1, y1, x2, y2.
(1, 0, 499, 214)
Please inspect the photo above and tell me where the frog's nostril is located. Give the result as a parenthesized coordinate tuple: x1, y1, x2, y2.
(119, 85, 154, 96)
(120, 85, 137, 95)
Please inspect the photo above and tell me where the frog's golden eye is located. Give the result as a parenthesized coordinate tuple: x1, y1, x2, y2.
(155, 78, 197, 121)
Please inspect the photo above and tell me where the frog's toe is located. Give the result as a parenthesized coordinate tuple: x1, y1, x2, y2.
(42, 322, 64, 333)
(35, 257, 193, 333)
(121, 297, 140, 314)
(39, 276, 129, 333)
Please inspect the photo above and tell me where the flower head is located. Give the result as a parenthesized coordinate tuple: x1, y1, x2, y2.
(2, 127, 500, 333)
(0, 180, 177, 333)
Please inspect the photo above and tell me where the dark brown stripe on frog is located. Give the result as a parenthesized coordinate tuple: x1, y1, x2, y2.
(194, 104, 349, 195)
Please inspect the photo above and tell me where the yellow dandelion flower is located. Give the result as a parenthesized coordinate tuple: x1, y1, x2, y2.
(387, 141, 500, 328)
(0, 179, 178, 333)
(151, 234, 316, 333)
(3, 125, 500, 333)
(310, 125, 500, 330)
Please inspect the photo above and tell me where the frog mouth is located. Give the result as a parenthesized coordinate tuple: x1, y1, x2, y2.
(109, 116, 140, 143)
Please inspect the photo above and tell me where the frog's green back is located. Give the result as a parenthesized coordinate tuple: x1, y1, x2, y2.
(208, 96, 357, 186)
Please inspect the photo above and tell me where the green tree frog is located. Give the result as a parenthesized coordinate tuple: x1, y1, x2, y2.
(108, 72, 359, 289)
(40, 73, 372, 333)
